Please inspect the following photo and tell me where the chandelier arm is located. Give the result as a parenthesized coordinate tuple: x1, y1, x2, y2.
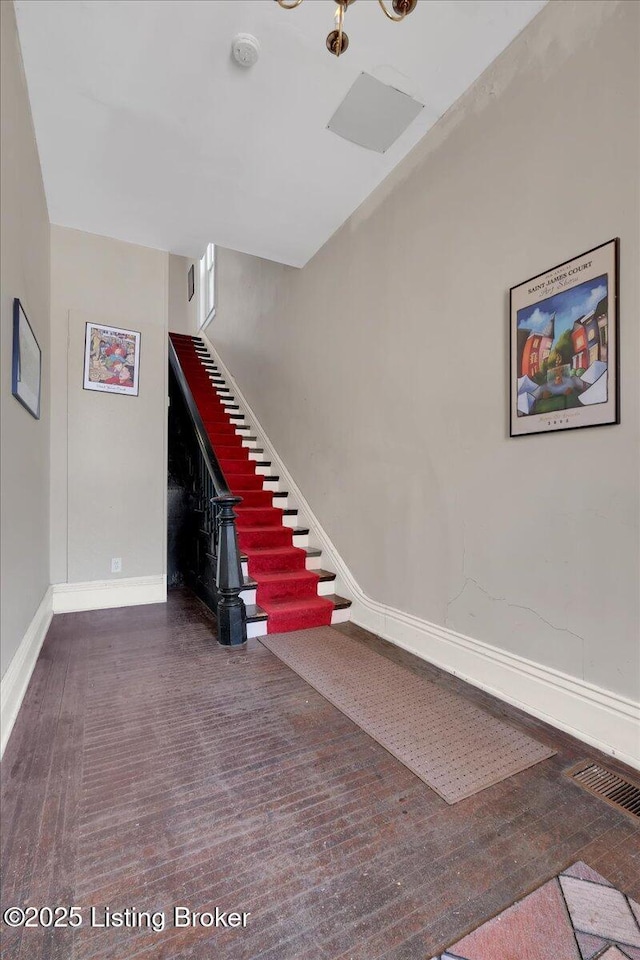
(377, 0, 406, 22)
(275, 0, 415, 55)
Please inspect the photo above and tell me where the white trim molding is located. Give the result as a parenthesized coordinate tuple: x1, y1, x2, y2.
(1, 587, 53, 759)
(203, 333, 640, 771)
(52, 575, 167, 613)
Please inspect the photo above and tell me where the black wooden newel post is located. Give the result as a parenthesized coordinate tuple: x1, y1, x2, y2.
(213, 495, 247, 646)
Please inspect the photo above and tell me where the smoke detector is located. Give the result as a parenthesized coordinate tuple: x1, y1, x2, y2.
(232, 34, 260, 68)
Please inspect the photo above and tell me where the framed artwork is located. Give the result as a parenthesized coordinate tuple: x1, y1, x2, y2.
(83, 322, 141, 396)
(12, 298, 42, 419)
(188, 263, 195, 302)
(510, 239, 619, 437)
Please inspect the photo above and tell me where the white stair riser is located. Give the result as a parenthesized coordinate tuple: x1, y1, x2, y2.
(331, 607, 350, 624)
(318, 579, 335, 596)
(292, 532, 309, 548)
(248, 605, 349, 636)
(247, 620, 267, 639)
(241, 580, 332, 602)
(252, 607, 349, 638)
(242, 579, 331, 605)
(242, 553, 319, 576)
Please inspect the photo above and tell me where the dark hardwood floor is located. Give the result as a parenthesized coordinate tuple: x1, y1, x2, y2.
(1, 589, 638, 960)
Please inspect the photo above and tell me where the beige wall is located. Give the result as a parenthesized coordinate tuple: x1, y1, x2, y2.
(50, 227, 168, 584)
(0, 0, 51, 678)
(168, 253, 199, 336)
(212, 0, 640, 701)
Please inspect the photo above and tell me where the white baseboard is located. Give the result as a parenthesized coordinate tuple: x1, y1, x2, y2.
(52, 575, 167, 613)
(1, 587, 53, 759)
(203, 334, 640, 770)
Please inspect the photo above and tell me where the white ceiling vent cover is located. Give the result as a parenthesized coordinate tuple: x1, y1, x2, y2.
(327, 72, 424, 153)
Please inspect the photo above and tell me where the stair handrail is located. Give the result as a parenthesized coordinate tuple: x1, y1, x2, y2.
(168, 336, 247, 646)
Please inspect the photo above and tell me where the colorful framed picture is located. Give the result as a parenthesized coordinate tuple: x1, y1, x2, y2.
(510, 239, 619, 437)
(83, 322, 141, 396)
(12, 298, 42, 419)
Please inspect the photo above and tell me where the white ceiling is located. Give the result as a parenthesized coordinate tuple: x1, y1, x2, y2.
(15, 0, 546, 267)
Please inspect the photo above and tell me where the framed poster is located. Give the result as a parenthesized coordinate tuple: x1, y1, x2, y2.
(188, 263, 195, 302)
(12, 298, 42, 419)
(510, 239, 619, 437)
(83, 322, 141, 396)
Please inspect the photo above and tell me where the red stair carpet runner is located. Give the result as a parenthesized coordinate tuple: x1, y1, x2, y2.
(170, 333, 334, 633)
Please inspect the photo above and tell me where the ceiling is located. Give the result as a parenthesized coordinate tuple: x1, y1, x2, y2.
(15, 0, 546, 267)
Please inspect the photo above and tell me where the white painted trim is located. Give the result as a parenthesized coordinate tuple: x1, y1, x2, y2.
(52, 575, 167, 613)
(203, 333, 640, 769)
(331, 607, 351, 624)
(1, 587, 53, 759)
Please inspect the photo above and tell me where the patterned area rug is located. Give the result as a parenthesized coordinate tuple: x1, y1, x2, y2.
(260, 626, 555, 804)
(432, 861, 640, 960)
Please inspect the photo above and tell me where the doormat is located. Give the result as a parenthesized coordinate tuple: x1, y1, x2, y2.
(432, 861, 640, 959)
(259, 626, 555, 804)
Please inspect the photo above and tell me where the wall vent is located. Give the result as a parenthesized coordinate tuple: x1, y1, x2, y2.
(567, 761, 640, 819)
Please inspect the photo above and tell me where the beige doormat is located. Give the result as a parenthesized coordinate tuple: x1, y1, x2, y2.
(260, 627, 555, 804)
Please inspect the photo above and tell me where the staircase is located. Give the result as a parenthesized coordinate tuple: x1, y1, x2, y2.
(169, 333, 351, 637)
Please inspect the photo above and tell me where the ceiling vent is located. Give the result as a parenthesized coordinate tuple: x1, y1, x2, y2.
(327, 72, 423, 153)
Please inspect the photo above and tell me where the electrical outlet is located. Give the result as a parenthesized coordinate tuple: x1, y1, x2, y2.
(111, 557, 122, 573)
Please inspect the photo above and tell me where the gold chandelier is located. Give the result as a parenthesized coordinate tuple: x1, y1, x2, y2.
(275, 0, 418, 57)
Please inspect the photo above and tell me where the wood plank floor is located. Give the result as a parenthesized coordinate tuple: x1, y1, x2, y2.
(1, 589, 638, 960)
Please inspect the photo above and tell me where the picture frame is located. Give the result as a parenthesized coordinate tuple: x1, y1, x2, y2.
(12, 298, 42, 420)
(83, 322, 141, 396)
(188, 263, 195, 302)
(510, 239, 619, 437)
